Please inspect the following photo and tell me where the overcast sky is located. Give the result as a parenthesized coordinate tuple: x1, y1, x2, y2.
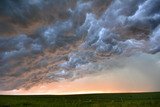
(0, 0, 160, 94)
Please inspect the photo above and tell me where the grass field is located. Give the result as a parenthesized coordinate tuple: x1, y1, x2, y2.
(0, 92, 160, 107)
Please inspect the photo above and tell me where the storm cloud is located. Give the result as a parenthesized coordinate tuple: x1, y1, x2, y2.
(0, 0, 160, 91)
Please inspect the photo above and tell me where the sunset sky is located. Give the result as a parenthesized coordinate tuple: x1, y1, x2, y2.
(0, 0, 160, 95)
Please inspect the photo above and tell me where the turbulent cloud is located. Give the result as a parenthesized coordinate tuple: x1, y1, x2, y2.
(0, 0, 160, 91)
(1, 53, 160, 95)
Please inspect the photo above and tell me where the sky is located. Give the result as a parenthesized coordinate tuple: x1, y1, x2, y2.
(0, 0, 160, 95)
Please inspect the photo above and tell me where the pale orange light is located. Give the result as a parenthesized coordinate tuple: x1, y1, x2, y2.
(0, 70, 156, 95)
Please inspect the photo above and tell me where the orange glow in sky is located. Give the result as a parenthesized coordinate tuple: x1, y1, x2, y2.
(0, 70, 157, 95)
(1, 53, 160, 95)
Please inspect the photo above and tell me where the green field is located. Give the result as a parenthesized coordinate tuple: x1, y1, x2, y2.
(0, 92, 160, 107)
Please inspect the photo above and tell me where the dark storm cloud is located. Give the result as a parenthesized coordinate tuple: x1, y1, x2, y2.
(0, 0, 77, 36)
(0, 0, 160, 90)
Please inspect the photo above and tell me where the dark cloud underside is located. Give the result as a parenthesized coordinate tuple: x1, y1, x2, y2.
(0, 0, 160, 91)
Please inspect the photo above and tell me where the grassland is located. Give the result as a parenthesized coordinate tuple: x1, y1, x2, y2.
(0, 92, 160, 107)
